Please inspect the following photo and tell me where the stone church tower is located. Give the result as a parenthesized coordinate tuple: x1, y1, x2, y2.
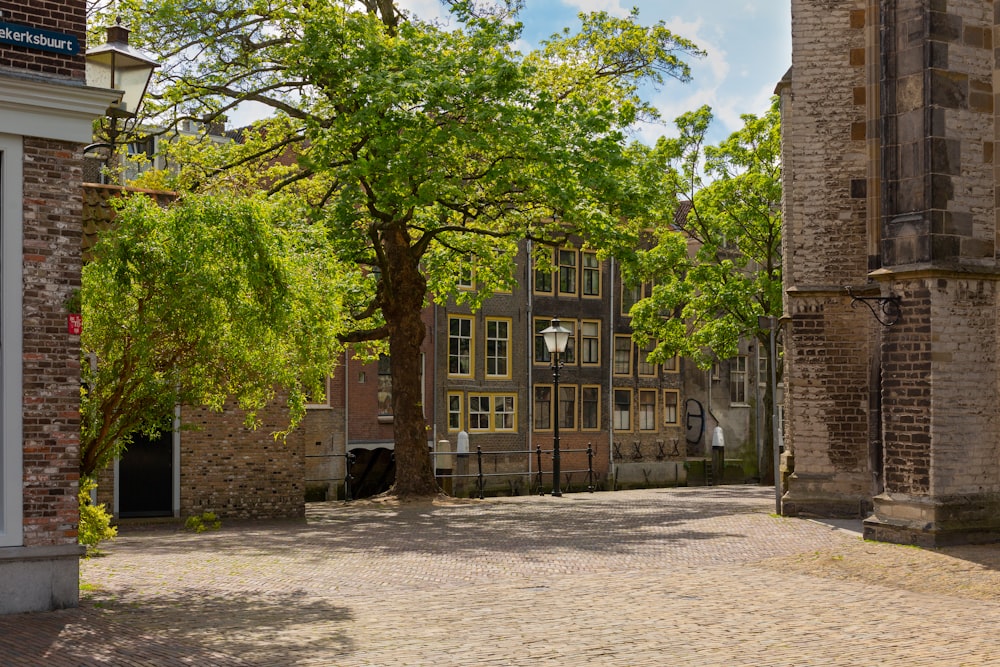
(780, 1, 1000, 545)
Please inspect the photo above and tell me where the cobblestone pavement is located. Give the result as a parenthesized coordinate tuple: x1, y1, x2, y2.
(3, 487, 1000, 666)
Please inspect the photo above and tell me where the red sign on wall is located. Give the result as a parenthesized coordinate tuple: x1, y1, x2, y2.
(67, 314, 82, 336)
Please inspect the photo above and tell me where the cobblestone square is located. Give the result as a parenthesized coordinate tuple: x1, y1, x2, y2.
(2, 487, 1000, 665)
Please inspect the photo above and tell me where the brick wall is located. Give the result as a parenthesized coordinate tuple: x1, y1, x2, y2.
(181, 397, 305, 519)
(0, 0, 86, 80)
(21, 137, 84, 547)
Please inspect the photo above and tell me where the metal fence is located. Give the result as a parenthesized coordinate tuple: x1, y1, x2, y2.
(432, 444, 596, 499)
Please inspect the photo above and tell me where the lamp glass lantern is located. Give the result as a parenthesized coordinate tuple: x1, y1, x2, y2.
(86, 24, 158, 119)
(541, 318, 572, 357)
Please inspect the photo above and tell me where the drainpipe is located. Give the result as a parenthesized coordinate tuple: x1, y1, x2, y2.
(609, 257, 616, 487)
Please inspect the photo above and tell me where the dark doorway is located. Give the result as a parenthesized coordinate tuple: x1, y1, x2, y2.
(348, 448, 395, 499)
(119, 430, 173, 518)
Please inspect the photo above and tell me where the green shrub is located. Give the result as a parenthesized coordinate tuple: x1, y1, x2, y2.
(78, 478, 117, 556)
(184, 511, 221, 533)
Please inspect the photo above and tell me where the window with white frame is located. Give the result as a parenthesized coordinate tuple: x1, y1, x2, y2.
(485, 318, 511, 378)
(730, 355, 748, 405)
(493, 395, 516, 431)
(457, 253, 474, 289)
(613, 389, 632, 431)
(469, 395, 491, 430)
(448, 316, 473, 376)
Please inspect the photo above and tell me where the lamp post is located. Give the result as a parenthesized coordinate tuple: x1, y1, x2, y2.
(84, 21, 158, 183)
(541, 317, 571, 497)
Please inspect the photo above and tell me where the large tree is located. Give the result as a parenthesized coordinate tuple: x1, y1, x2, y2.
(95, 0, 702, 497)
(624, 101, 783, 482)
(81, 193, 351, 477)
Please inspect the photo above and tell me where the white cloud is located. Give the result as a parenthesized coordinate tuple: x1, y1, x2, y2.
(560, 0, 630, 18)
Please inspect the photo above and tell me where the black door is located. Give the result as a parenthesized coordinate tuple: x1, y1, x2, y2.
(119, 430, 173, 518)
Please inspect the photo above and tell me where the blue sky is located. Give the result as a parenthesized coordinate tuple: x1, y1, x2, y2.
(229, 2, 791, 144)
(401, 0, 792, 144)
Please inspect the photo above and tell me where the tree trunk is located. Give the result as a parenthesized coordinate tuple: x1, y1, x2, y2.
(382, 224, 440, 498)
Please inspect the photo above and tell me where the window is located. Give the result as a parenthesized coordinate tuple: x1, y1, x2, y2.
(758, 345, 769, 386)
(638, 339, 657, 376)
(582, 251, 601, 296)
(730, 355, 748, 405)
(639, 390, 657, 430)
(448, 316, 473, 376)
(448, 393, 463, 432)
(305, 376, 331, 407)
(0, 137, 24, 546)
(558, 248, 577, 295)
(485, 318, 511, 378)
(621, 283, 642, 315)
(580, 320, 600, 365)
(663, 390, 680, 425)
(534, 318, 551, 365)
(469, 395, 491, 430)
(535, 318, 576, 365)
(534, 385, 552, 430)
(613, 389, 633, 431)
(558, 385, 577, 430)
(663, 354, 679, 374)
(621, 281, 651, 316)
(493, 395, 516, 431)
(581, 386, 600, 430)
(534, 250, 553, 293)
(377, 354, 392, 417)
(613, 335, 632, 375)
(457, 253, 474, 289)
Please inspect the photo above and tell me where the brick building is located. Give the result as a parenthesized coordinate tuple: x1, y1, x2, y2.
(0, 1, 120, 613)
(302, 240, 763, 500)
(780, 1, 1000, 544)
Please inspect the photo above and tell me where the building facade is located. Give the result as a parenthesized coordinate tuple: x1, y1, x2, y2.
(0, 0, 119, 613)
(780, 1, 1000, 544)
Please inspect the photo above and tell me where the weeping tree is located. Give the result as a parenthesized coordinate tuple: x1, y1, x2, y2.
(93, 0, 703, 497)
(625, 101, 783, 482)
(81, 193, 352, 478)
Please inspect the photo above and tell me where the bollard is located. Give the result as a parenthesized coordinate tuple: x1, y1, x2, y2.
(536, 445, 544, 495)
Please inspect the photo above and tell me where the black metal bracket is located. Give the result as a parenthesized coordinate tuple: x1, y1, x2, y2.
(845, 286, 901, 326)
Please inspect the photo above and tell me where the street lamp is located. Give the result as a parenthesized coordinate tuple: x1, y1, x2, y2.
(541, 317, 571, 497)
(84, 21, 158, 181)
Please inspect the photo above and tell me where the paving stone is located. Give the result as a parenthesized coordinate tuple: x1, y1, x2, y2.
(1, 487, 998, 665)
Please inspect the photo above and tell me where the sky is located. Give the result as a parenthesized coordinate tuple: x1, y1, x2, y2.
(226, 1, 792, 145)
(400, 0, 792, 144)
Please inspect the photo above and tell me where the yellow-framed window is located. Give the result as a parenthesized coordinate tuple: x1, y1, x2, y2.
(638, 389, 657, 430)
(637, 339, 657, 376)
(448, 315, 474, 377)
(535, 317, 577, 365)
(663, 389, 680, 425)
(447, 392, 463, 432)
(581, 385, 601, 431)
(582, 251, 601, 297)
(580, 319, 601, 366)
(557, 247, 577, 295)
(457, 252, 474, 290)
(533, 248, 554, 294)
(468, 393, 517, 432)
(613, 388, 633, 431)
(485, 317, 512, 379)
(533, 384, 553, 431)
(663, 354, 680, 374)
(613, 335, 632, 375)
(557, 384, 577, 430)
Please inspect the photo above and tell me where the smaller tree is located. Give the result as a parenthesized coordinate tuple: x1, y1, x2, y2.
(625, 100, 782, 481)
(80, 192, 352, 478)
